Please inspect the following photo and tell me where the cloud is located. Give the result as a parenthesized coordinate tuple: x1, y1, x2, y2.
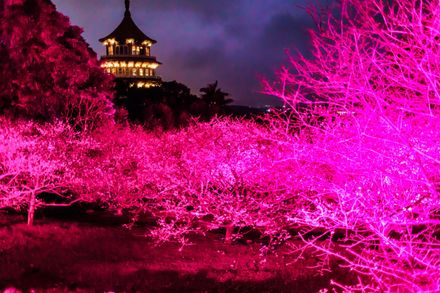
(142, 0, 240, 23)
(52, 0, 330, 106)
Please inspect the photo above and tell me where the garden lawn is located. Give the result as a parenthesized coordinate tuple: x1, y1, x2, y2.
(0, 209, 354, 292)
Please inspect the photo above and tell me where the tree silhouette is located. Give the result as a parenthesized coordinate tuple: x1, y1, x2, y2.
(200, 81, 233, 117)
(0, 0, 114, 128)
(115, 80, 203, 129)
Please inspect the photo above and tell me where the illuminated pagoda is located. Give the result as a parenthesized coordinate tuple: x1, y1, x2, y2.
(99, 0, 161, 88)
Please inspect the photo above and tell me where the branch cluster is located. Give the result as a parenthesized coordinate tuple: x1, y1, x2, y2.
(264, 0, 440, 291)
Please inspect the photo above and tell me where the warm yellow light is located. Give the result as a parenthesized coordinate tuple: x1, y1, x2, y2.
(149, 63, 159, 69)
(104, 38, 117, 45)
(135, 62, 141, 68)
(126, 38, 135, 44)
(128, 62, 134, 68)
(121, 62, 127, 67)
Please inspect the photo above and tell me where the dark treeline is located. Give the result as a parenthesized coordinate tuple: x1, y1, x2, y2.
(114, 80, 234, 130)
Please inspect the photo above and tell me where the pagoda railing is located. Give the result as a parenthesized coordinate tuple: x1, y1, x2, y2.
(113, 74, 161, 79)
(101, 54, 157, 59)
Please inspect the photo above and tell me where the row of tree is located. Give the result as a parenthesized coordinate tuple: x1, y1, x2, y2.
(115, 80, 233, 129)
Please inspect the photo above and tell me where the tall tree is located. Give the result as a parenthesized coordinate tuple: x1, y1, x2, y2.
(0, 0, 114, 129)
(200, 81, 233, 117)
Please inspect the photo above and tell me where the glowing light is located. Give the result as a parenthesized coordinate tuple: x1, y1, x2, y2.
(103, 38, 117, 46)
(149, 63, 159, 69)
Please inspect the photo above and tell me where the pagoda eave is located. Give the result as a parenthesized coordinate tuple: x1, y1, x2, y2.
(101, 55, 161, 64)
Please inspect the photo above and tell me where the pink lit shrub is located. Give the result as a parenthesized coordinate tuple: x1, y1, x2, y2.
(0, 118, 79, 224)
(0, 117, 299, 246)
(142, 118, 297, 246)
(265, 0, 440, 291)
(72, 118, 299, 247)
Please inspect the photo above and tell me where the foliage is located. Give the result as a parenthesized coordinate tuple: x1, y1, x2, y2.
(200, 81, 233, 117)
(115, 80, 233, 128)
(115, 80, 203, 129)
(0, 118, 79, 224)
(264, 0, 440, 291)
(0, 0, 114, 129)
(140, 118, 295, 246)
(0, 118, 294, 238)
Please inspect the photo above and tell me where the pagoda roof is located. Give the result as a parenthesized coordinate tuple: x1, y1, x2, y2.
(99, 1, 156, 44)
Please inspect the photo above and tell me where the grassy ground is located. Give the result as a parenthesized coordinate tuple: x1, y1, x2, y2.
(0, 209, 354, 292)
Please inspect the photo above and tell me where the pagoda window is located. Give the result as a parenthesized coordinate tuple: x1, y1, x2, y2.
(146, 47, 151, 56)
(140, 47, 145, 55)
(133, 46, 140, 55)
(139, 68, 144, 76)
(133, 69, 137, 76)
(108, 45, 114, 56)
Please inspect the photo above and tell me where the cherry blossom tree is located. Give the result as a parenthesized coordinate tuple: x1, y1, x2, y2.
(265, 0, 440, 291)
(0, 119, 80, 224)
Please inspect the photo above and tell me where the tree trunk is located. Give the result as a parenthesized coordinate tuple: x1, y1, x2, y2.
(225, 224, 234, 244)
(27, 192, 36, 225)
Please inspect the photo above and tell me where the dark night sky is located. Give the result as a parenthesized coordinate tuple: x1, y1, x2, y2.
(52, 0, 329, 107)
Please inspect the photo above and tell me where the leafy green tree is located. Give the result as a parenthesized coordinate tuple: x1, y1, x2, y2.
(0, 0, 114, 129)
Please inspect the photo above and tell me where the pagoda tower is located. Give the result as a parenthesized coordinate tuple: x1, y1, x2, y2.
(99, 0, 161, 88)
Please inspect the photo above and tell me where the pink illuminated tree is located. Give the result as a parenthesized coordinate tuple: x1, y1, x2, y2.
(265, 0, 440, 291)
(0, 0, 114, 129)
(0, 119, 78, 225)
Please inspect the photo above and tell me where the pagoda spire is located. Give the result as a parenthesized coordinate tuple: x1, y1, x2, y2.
(125, 0, 130, 15)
